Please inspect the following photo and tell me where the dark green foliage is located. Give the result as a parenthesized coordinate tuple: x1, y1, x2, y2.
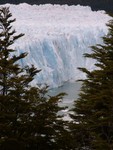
(0, 7, 69, 150)
(70, 19, 113, 149)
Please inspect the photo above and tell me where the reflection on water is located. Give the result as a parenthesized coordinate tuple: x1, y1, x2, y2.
(48, 81, 81, 108)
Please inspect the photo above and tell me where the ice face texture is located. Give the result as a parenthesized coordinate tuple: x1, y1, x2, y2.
(2, 3, 111, 87)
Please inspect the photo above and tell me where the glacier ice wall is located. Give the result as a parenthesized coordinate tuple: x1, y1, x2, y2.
(1, 3, 111, 87)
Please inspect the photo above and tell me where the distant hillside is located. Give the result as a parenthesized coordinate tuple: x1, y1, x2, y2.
(0, 0, 113, 13)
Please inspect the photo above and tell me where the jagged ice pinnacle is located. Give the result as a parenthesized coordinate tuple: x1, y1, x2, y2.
(1, 3, 111, 88)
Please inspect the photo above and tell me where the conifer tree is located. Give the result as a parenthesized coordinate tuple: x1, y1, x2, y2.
(0, 6, 40, 149)
(70, 19, 113, 150)
(0, 7, 69, 150)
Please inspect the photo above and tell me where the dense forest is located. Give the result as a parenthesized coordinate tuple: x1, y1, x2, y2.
(0, 0, 113, 13)
(1, 3, 113, 149)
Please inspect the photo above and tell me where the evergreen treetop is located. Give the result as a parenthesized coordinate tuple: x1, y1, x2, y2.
(0, 7, 69, 150)
(70, 18, 113, 150)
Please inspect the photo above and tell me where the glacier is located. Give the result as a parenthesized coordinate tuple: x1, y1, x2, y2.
(1, 3, 111, 88)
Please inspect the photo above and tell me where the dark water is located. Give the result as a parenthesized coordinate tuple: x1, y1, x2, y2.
(48, 82, 81, 108)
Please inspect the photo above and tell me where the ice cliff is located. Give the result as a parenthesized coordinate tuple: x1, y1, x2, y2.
(1, 3, 111, 87)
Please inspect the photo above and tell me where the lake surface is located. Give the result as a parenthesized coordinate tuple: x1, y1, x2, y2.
(48, 81, 81, 108)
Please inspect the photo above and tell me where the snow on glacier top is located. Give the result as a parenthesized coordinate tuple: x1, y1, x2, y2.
(1, 3, 111, 40)
(0, 3, 112, 88)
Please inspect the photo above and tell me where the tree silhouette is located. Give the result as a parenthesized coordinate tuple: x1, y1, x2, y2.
(70, 18, 113, 149)
(0, 7, 68, 150)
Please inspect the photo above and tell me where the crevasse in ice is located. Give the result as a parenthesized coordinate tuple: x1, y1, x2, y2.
(2, 3, 111, 87)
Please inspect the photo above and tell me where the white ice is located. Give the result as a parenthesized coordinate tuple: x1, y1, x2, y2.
(1, 3, 111, 88)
